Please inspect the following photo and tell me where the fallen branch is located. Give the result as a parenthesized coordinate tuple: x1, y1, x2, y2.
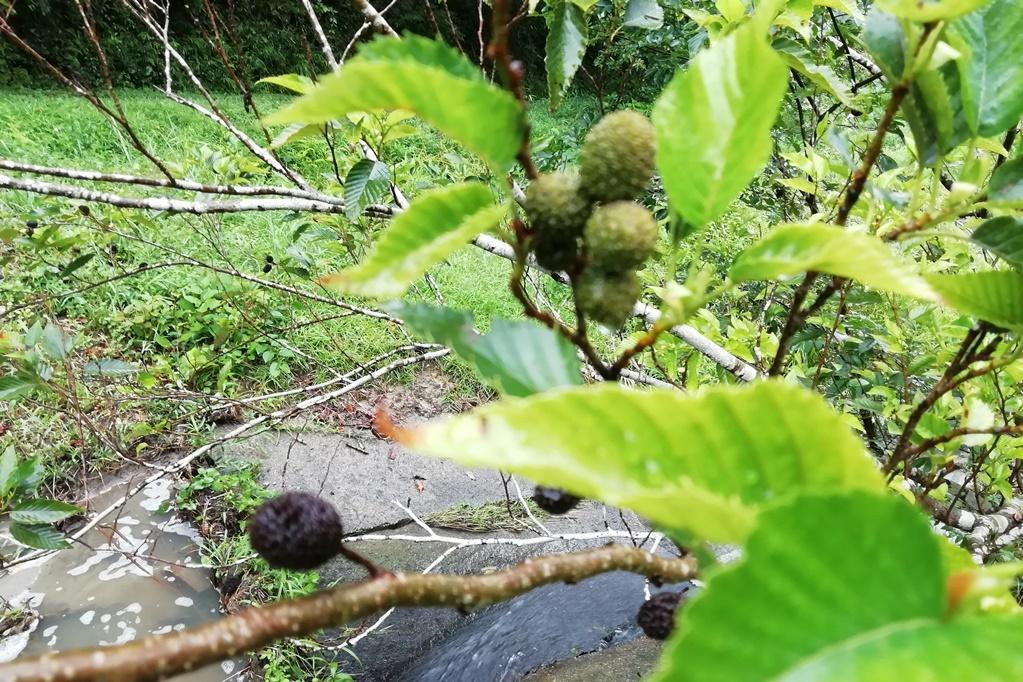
(0, 158, 346, 204)
(0, 171, 395, 216)
(0, 544, 695, 682)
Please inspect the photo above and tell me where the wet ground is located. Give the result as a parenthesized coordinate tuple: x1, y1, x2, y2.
(0, 474, 239, 680)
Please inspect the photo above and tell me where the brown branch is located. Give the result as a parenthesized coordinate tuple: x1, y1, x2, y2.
(489, 0, 538, 181)
(885, 329, 1018, 479)
(769, 73, 912, 376)
(768, 271, 818, 376)
(0, 544, 695, 682)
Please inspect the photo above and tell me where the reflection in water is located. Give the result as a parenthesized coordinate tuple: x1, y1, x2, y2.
(0, 475, 240, 681)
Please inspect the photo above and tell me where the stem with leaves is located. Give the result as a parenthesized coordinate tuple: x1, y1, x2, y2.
(770, 75, 912, 376)
(886, 324, 1018, 480)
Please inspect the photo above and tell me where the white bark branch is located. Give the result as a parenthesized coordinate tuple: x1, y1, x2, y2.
(0, 158, 343, 204)
(119, 0, 312, 190)
(299, 0, 339, 70)
(353, 0, 399, 36)
(827, 36, 882, 77)
(0, 171, 395, 217)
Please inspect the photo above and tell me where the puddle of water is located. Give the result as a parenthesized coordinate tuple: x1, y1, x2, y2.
(0, 475, 241, 681)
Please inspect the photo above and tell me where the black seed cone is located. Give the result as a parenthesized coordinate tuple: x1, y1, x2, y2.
(248, 491, 344, 570)
(532, 486, 581, 515)
(637, 590, 684, 640)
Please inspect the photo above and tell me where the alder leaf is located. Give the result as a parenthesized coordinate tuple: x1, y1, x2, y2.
(652, 492, 1023, 682)
(257, 74, 316, 95)
(9, 522, 69, 550)
(729, 223, 937, 300)
(927, 270, 1023, 330)
(390, 303, 582, 397)
(624, 0, 664, 29)
(398, 381, 883, 542)
(266, 36, 524, 170)
(344, 159, 391, 220)
(10, 499, 82, 524)
(653, 21, 788, 228)
(319, 183, 506, 299)
(875, 0, 991, 22)
(773, 37, 856, 108)
(971, 217, 1023, 268)
(988, 156, 1023, 206)
(951, 0, 1023, 138)
(545, 1, 588, 110)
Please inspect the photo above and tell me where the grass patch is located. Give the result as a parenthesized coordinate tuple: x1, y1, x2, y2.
(424, 499, 549, 533)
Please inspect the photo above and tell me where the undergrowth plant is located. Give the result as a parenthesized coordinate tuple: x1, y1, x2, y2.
(2, 0, 1023, 679)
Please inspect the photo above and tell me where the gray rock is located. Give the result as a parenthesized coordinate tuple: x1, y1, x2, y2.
(523, 637, 664, 681)
(216, 428, 509, 534)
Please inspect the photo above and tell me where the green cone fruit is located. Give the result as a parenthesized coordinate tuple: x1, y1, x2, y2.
(525, 171, 592, 271)
(525, 171, 591, 239)
(584, 201, 658, 272)
(579, 110, 656, 202)
(576, 269, 641, 329)
(533, 231, 581, 271)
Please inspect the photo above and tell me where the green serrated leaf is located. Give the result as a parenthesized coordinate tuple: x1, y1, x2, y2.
(729, 224, 938, 300)
(952, 0, 1023, 137)
(344, 159, 391, 220)
(390, 303, 582, 397)
(399, 381, 883, 542)
(0, 446, 16, 498)
(989, 155, 1023, 205)
(82, 359, 141, 377)
(864, 8, 971, 165)
(265, 37, 524, 170)
(9, 521, 69, 550)
(863, 7, 908, 80)
(876, 0, 992, 22)
(623, 0, 664, 29)
(773, 37, 856, 108)
(271, 123, 326, 149)
(779, 617, 1023, 680)
(928, 270, 1023, 330)
(319, 183, 506, 299)
(60, 253, 95, 278)
(11, 456, 44, 495)
(651, 492, 957, 681)
(653, 21, 788, 228)
(545, 1, 588, 110)
(0, 374, 39, 401)
(41, 322, 68, 360)
(971, 217, 1023, 267)
(10, 498, 81, 524)
(358, 34, 485, 82)
(257, 74, 316, 95)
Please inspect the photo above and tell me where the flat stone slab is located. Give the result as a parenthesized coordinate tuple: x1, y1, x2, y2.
(217, 428, 510, 534)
